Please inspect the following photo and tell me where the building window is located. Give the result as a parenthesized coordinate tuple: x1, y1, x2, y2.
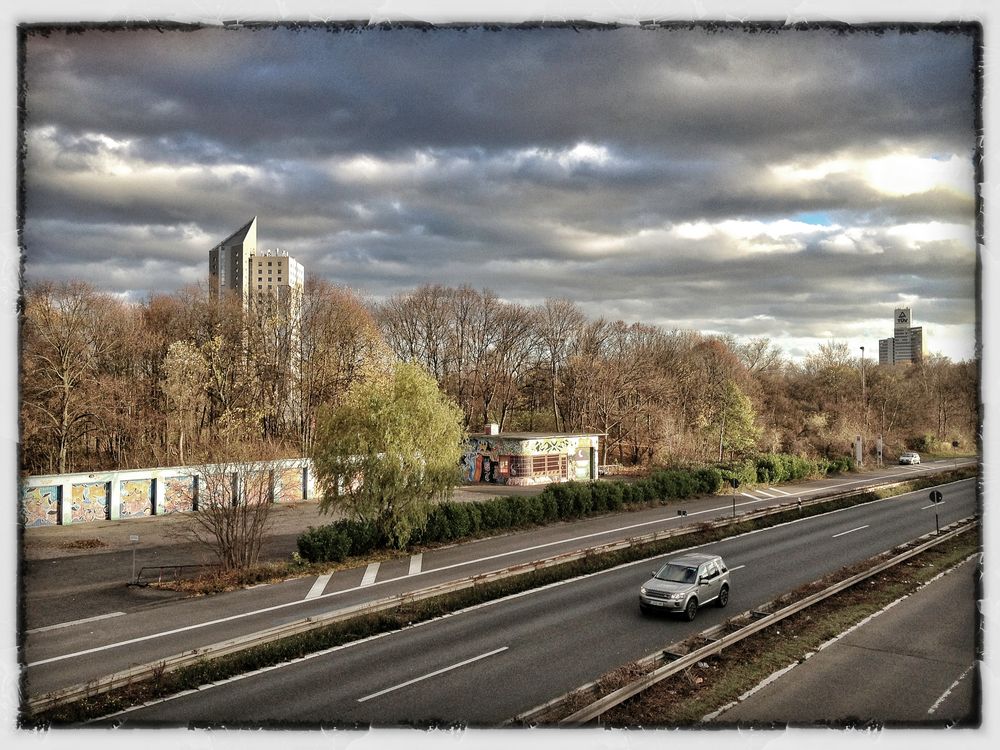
(508, 454, 566, 478)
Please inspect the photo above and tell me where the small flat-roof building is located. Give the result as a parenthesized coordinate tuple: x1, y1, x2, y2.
(462, 426, 601, 486)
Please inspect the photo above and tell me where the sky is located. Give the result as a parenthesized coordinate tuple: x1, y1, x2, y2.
(2, 5, 996, 749)
(17, 20, 981, 363)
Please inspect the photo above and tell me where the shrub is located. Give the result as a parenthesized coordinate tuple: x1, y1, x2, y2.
(694, 466, 723, 495)
(421, 505, 453, 543)
(480, 498, 512, 531)
(444, 502, 473, 540)
(719, 460, 756, 489)
(296, 523, 352, 563)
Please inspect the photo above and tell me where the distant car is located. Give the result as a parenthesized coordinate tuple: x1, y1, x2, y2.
(639, 552, 731, 621)
(899, 451, 921, 465)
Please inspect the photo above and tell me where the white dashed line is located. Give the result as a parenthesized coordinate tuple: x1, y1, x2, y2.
(832, 525, 870, 538)
(357, 646, 509, 703)
(360, 562, 380, 587)
(928, 664, 975, 714)
(408, 553, 423, 576)
(305, 573, 332, 600)
(26, 611, 126, 634)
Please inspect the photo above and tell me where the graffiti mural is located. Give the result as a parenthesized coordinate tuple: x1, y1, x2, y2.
(119, 479, 153, 518)
(462, 434, 598, 486)
(277, 467, 304, 503)
(72, 482, 109, 523)
(21, 485, 60, 527)
(163, 475, 196, 514)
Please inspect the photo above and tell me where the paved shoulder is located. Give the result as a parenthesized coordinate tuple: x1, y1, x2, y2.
(713, 556, 981, 726)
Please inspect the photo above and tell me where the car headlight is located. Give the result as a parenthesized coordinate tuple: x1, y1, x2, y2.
(668, 592, 685, 600)
(640, 587, 647, 596)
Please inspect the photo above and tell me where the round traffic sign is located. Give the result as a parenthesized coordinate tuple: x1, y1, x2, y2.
(929, 490, 943, 504)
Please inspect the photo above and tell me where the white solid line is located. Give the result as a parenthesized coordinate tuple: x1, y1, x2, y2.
(360, 562, 380, 587)
(921, 503, 947, 510)
(305, 573, 332, 600)
(728, 565, 746, 572)
(755, 489, 780, 498)
(26, 611, 126, 635)
(832, 525, 870, 538)
(770, 488, 793, 496)
(928, 664, 975, 714)
(409, 553, 423, 576)
(357, 646, 509, 703)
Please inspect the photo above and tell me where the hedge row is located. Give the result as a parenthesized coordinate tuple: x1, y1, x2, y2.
(296, 453, 850, 563)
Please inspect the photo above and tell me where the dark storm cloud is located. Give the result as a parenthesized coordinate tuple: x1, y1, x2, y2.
(19, 23, 979, 360)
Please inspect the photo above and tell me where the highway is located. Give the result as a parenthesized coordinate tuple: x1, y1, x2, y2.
(708, 555, 979, 726)
(23, 459, 971, 699)
(89, 475, 977, 726)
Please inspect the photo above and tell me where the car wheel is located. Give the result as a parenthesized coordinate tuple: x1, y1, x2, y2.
(717, 584, 729, 608)
(684, 597, 698, 621)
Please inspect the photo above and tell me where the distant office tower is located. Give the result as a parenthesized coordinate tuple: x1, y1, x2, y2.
(878, 307, 925, 365)
(208, 216, 305, 310)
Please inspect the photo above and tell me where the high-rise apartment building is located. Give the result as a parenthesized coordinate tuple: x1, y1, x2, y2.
(878, 307, 925, 365)
(208, 216, 305, 309)
(209, 216, 258, 301)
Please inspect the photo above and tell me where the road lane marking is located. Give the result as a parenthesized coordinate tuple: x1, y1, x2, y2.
(26, 612, 126, 635)
(832, 525, 870, 538)
(357, 646, 509, 703)
(728, 565, 746, 572)
(360, 562, 380, 587)
(305, 573, 332, 600)
(928, 664, 975, 715)
(770, 488, 792, 496)
(31, 476, 976, 669)
(409, 553, 423, 576)
(754, 489, 780, 498)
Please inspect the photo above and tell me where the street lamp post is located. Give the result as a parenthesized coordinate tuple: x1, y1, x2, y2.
(860, 345, 866, 466)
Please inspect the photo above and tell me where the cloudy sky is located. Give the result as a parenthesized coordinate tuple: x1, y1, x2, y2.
(19, 21, 980, 362)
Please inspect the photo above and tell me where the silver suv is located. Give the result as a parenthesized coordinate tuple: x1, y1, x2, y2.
(639, 552, 731, 621)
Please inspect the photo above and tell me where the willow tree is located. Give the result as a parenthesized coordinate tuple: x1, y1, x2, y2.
(310, 361, 466, 547)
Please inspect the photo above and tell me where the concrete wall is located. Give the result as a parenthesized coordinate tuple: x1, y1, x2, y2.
(20, 458, 316, 527)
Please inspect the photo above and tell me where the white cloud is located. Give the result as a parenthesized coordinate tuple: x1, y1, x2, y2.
(770, 151, 974, 198)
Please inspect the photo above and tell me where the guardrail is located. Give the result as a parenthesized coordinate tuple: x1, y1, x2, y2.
(130, 564, 220, 587)
(25, 470, 975, 716)
(553, 517, 977, 726)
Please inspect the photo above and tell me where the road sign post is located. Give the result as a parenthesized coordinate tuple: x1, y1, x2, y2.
(130, 534, 139, 583)
(929, 490, 944, 535)
(730, 478, 740, 519)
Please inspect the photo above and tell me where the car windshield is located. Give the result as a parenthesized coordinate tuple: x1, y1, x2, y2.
(655, 564, 698, 583)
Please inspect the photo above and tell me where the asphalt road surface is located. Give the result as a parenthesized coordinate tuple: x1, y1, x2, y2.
(81, 477, 977, 727)
(710, 556, 980, 727)
(21, 463, 973, 699)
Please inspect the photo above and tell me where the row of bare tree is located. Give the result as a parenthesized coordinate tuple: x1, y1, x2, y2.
(375, 286, 978, 465)
(19, 280, 978, 477)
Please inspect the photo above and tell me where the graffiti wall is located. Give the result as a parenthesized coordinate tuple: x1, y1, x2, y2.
(20, 458, 312, 526)
(462, 434, 597, 486)
(72, 482, 109, 523)
(277, 467, 304, 503)
(119, 479, 153, 518)
(163, 476, 196, 514)
(21, 485, 60, 527)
